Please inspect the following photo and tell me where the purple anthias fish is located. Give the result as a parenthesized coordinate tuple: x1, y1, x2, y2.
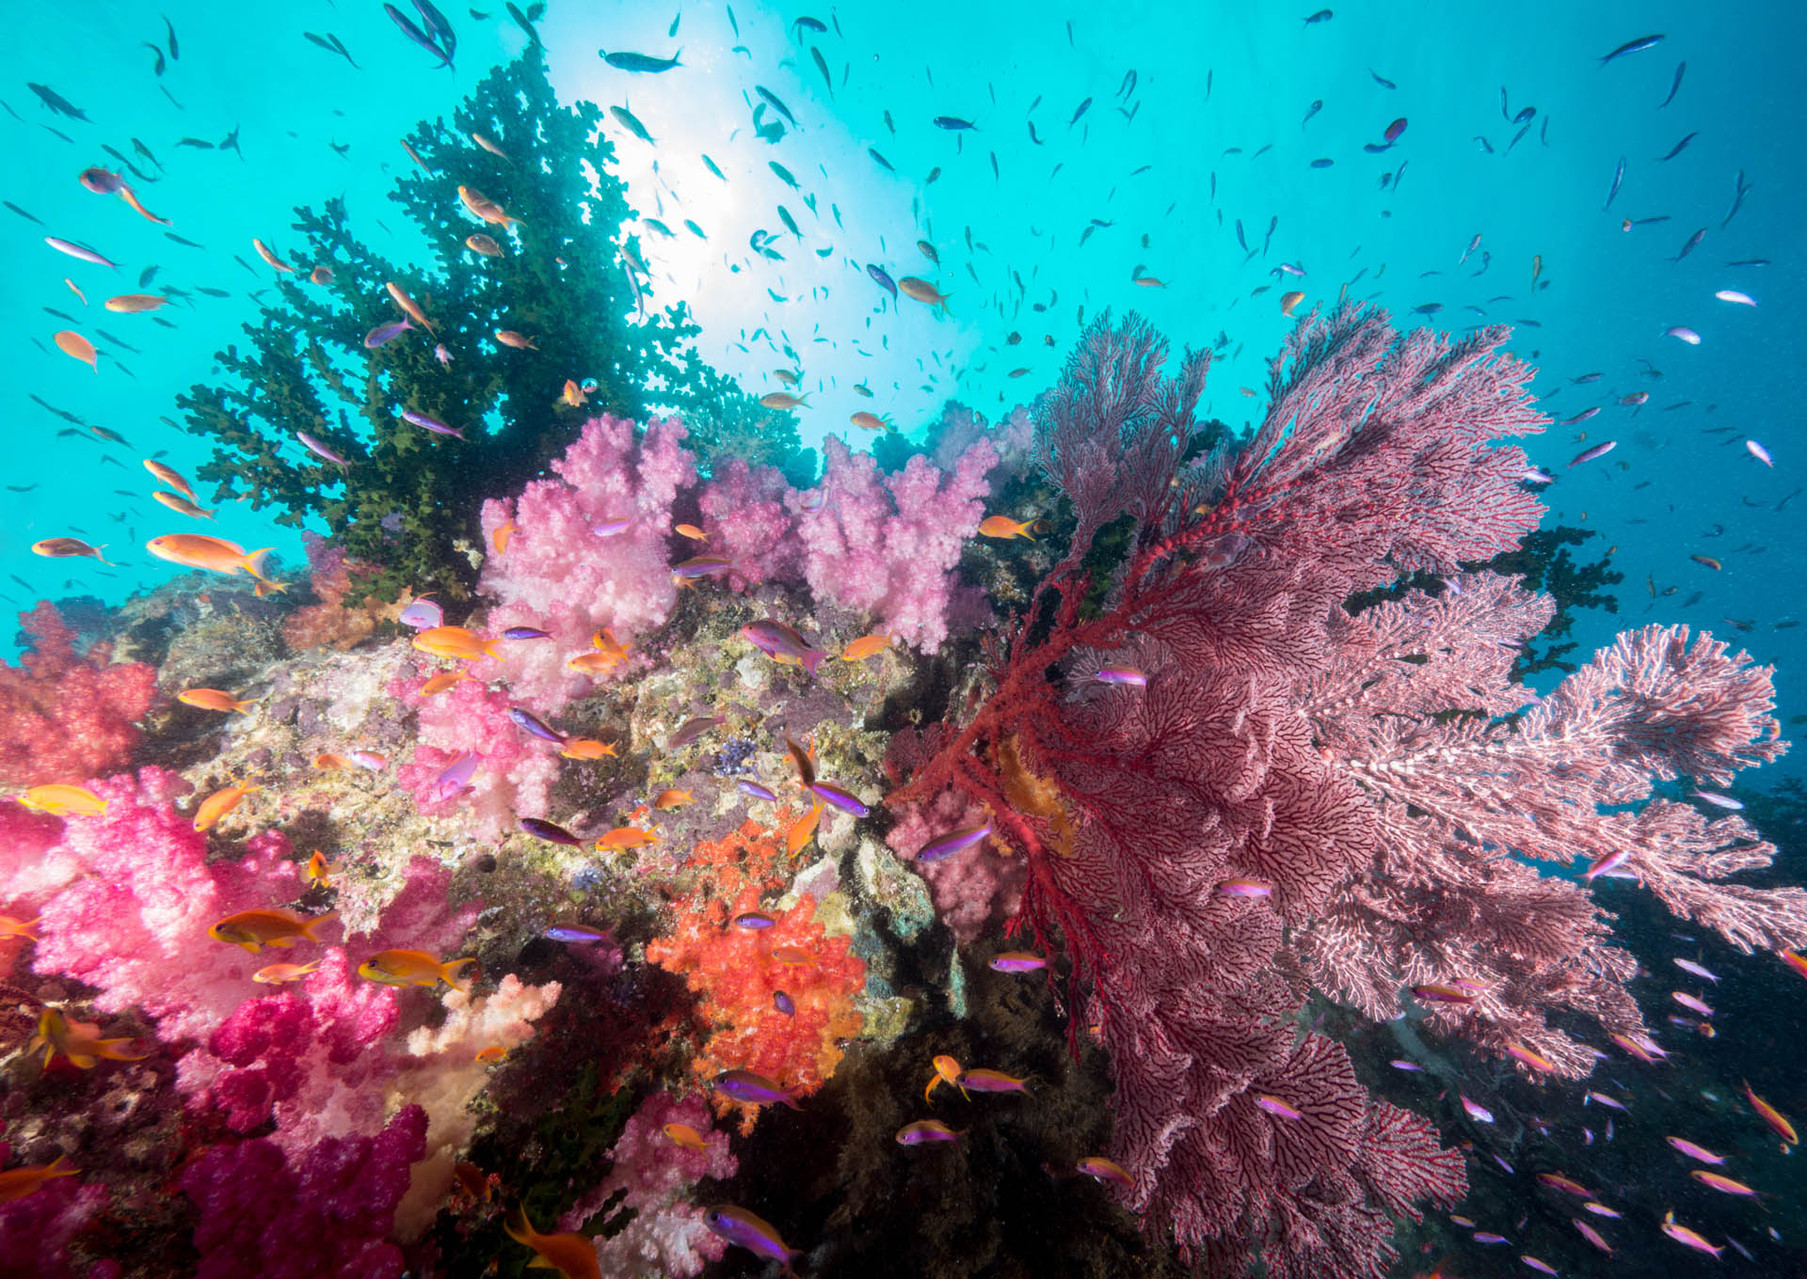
(364, 318, 413, 348)
(1674, 957, 1718, 982)
(297, 431, 350, 468)
(349, 750, 387, 772)
(1460, 1094, 1494, 1123)
(772, 990, 794, 1016)
(672, 554, 734, 579)
(431, 750, 479, 802)
(1568, 440, 1616, 467)
(1252, 1093, 1303, 1120)
(397, 595, 442, 630)
(667, 715, 722, 748)
(502, 626, 550, 640)
(866, 263, 899, 300)
(508, 706, 565, 743)
(895, 1120, 961, 1145)
(732, 911, 777, 930)
(1472, 1232, 1509, 1245)
(741, 619, 826, 675)
(988, 952, 1048, 973)
(917, 822, 991, 863)
(1093, 666, 1147, 687)
(738, 779, 778, 802)
(711, 1069, 800, 1108)
(544, 923, 610, 943)
(1389, 1060, 1423, 1072)
(960, 1069, 1029, 1094)
(520, 817, 582, 846)
(591, 516, 631, 537)
(400, 407, 464, 439)
(701, 1206, 800, 1270)
(809, 781, 868, 817)
(1216, 878, 1273, 898)
(1695, 790, 1742, 810)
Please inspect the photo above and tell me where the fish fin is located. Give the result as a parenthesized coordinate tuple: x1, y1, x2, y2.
(939, 292, 954, 316)
(98, 1037, 146, 1061)
(236, 940, 263, 955)
(268, 935, 299, 948)
(68, 1052, 98, 1069)
(300, 911, 339, 943)
(503, 1205, 534, 1246)
(241, 547, 278, 584)
(93, 545, 114, 565)
(443, 957, 479, 994)
(800, 647, 825, 677)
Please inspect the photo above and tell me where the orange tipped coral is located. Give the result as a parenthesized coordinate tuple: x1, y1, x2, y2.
(647, 815, 865, 1133)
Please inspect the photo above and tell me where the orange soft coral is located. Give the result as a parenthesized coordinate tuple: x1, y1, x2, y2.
(280, 533, 403, 651)
(648, 819, 865, 1133)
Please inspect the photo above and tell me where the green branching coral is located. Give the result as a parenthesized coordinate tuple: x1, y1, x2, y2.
(177, 53, 697, 609)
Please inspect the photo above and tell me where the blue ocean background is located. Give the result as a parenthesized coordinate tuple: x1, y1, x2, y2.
(5, 2, 1807, 1274)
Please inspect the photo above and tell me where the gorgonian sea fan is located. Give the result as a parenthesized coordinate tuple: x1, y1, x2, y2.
(893, 305, 1797, 1276)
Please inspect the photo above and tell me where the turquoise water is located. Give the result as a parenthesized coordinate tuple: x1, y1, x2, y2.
(5, 2, 1807, 1275)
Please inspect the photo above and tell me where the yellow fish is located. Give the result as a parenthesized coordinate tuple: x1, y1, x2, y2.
(412, 626, 501, 661)
(474, 1044, 507, 1064)
(358, 949, 477, 993)
(662, 1122, 708, 1152)
(178, 688, 256, 713)
(492, 520, 517, 554)
(419, 670, 474, 696)
(674, 523, 708, 541)
(977, 515, 1035, 540)
(559, 738, 618, 760)
(303, 850, 342, 889)
(1280, 290, 1306, 317)
(208, 908, 337, 954)
(146, 534, 280, 585)
(786, 800, 824, 856)
(16, 784, 108, 817)
(252, 959, 324, 984)
(28, 1008, 144, 1070)
(558, 378, 586, 407)
(0, 1155, 78, 1204)
(193, 781, 259, 832)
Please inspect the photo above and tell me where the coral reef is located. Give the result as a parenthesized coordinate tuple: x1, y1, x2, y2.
(0, 603, 157, 787)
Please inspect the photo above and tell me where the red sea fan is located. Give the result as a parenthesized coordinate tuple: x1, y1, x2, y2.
(0, 602, 156, 786)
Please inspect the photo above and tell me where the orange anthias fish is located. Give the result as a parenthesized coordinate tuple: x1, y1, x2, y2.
(559, 738, 618, 760)
(1077, 1155, 1134, 1188)
(495, 329, 538, 350)
(209, 908, 338, 953)
(1691, 1170, 1763, 1198)
(146, 534, 280, 585)
(53, 330, 98, 370)
(252, 960, 324, 984)
(29, 1009, 145, 1069)
(674, 523, 708, 541)
(1780, 949, 1807, 981)
(841, 633, 892, 661)
(653, 789, 693, 811)
(977, 515, 1035, 540)
(458, 184, 520, 227)
(385, 281, 436, 333)
(595, 826, 659, 851)
(143, 459, 197, 500)
(419, 670, 474, 696)
(0, 1155, 78, 1203)
(0, 914, 40, 941)
(474, 1044, 507, 1064)
(177, 688, 256, 713)
(303, 851, 342, 889)
(193, 782, 259, 832)
(663, 1122, 708, 1152)
(1743, 1080, 1798, 1148)
(313, 753, 354, 771)
(492, 520, 517, 554)
(925, 1053, 969, 1102)
(786, 800, 824, 856)
(16, 784, 108, 817)
(32, 537, 111, 564)
(357, 949, 477, 993)
(152, 490, 215, 520)
(413, 626, 501, 661)
(558, 379, 587, 407)
(504, 1206, 602, 1279)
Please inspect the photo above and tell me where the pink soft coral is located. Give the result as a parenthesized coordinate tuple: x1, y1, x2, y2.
(391, 674, 560, 839)
(795, 436, 998, 652)
(559, 1092, 735, 1278)
(477, 414, 696, 710)
(0, 602, 156, 786)
(694, 458, 803, 590)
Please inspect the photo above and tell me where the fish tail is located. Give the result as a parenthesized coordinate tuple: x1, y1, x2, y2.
(480, 638, 503, 659)
(443, 957, 479, 993)
(93, 545, 114, 566)
(241, 547, 277, 584)
(503, 1205, 535, 1247)
(938, 292, 954, 316)
(300, 911, 339, 943)
(800, 647, 825, 678)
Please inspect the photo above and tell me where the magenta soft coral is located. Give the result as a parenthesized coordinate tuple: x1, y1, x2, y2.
(0, 602, 156, 787)
(391, 674, 559, 840)
(182, 1104, 427, 1279)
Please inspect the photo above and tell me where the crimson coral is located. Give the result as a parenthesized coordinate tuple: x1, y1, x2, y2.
(647, 817, 865, 1133)
(893, 306, 1801, 1276)
(0, 602, 156, 786)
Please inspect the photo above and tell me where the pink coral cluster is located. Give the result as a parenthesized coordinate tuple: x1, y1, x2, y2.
(0, 602, 156, 787)
(181, 1104, 427, 1279)
(0, 1141, 116, 1279)
(477, 413, 697, 709)
(391, 674, 560, 839)
(559, 1092, 736, 1278)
